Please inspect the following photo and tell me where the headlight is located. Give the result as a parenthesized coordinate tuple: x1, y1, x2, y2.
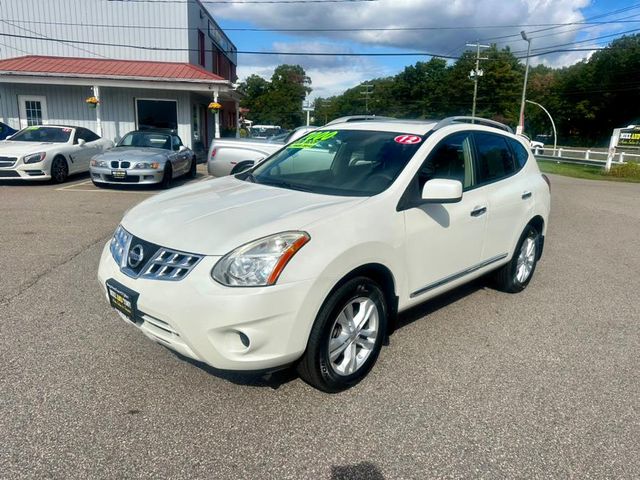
(110, 225, 132, 267)
(23, 152, 46, 164)
(133, 162, 160, 169)
(91, 159, 108, 168)
(212, 231, 310, 287)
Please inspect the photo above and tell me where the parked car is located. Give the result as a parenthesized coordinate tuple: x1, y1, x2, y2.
(98, 117, 551, 392)
(207, 126, 317, 176)
(520, 134, 545, 154)
(250, 124, 282, 139)
(0, 125, 113, 183)
(90, 130, 196, 188)
(0, 122, 17, 140)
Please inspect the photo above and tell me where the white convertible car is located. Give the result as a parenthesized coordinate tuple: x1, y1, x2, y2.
(0, 125, 113, 183)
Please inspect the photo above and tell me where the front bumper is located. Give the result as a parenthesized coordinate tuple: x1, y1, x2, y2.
(0, 163, 50, 180)
(97, 242, 319, 371)
(91, 166, 164, 185)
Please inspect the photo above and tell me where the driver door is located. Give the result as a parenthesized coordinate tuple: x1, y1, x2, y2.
(403, 132, 488, 301)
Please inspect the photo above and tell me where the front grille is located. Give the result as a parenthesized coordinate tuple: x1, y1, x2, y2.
(139, 249, 202, 281)
(0, 156, 17, 167)
(110, 226, 203, 281)
(110, 160, 131, 169)
(0, 170, 20, 178)
(106, 174, 139, 183)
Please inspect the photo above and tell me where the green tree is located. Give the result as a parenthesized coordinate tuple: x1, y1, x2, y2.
(239, 65, 311, 129)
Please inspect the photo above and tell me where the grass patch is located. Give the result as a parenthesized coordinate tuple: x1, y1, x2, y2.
(537, 160, 640, 183)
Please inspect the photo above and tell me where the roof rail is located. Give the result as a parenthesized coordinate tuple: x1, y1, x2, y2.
(433, 116, 514, 134)
(324, 115, 395, 126)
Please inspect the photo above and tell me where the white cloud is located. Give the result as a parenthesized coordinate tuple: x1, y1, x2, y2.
(218, 0, 628, 95)
(217, 0, 594, 55)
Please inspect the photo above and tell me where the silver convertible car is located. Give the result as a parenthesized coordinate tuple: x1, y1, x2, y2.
(90, 130, 197, 188)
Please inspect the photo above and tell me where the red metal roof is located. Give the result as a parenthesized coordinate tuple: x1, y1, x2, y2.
(0, 55, 226, 82)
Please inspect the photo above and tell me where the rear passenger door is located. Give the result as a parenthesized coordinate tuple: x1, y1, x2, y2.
(473, 132, 534, 261)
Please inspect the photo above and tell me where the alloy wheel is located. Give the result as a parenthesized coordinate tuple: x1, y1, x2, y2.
(516, 235, 536, 283)
(328, 297, 379, 376)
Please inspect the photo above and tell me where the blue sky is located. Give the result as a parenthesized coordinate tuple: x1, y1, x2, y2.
(212, 0, 640, 98)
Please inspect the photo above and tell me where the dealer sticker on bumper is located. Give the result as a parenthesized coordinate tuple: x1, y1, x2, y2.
(106, 279, 140, 323)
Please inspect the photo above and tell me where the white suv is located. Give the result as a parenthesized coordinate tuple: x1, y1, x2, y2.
(98, 117, 550, 392)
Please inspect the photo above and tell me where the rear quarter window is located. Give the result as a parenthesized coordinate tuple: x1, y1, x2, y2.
(509, 138, 530, 169)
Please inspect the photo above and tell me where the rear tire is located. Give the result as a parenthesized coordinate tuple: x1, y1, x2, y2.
(50, 156, 69, 184)
(160, 163, 172, 189)
(494, 224, 540, 293)
(297, 277, 388, 393)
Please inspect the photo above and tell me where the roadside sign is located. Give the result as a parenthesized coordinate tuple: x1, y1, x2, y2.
(617, 126, 640, 148)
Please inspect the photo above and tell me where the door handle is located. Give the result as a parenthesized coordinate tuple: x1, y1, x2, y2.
(522, 191, 532, 199)
(470, 206, 487, 217)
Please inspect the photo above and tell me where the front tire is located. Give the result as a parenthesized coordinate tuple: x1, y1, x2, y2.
(494, 224, 540, 293)
(50, 156, 69, 184)
(160, 163, 172, 189)
(189, 156, 197, 179)
(297, 277, 388, 393)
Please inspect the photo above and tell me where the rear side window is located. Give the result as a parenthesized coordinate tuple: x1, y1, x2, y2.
(509, 138, 530, 169)
(474, 133, 516, 184)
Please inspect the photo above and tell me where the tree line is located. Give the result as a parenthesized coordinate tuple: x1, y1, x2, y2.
(240, 35, 640, 146)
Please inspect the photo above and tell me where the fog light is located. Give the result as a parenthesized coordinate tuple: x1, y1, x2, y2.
(238, 331, 250, 348)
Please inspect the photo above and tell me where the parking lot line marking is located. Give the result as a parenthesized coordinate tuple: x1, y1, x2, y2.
(55, 180, 93, 191)
(58, 187, 156, 195)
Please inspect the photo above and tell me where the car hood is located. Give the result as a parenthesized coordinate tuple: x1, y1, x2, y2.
(94, 147, 168, 160)
(0, 141, 63, 156)
(122, 176, 366, 255)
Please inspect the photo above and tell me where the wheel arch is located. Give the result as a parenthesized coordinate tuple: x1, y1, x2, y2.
(322, 263, 399, 336)
(527, 215, 546, 260)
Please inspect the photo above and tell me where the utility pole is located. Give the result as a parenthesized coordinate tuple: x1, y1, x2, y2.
(360, 84, 373, 114)
(466, 42, 489, 122)
(517, 31, 533, 135)
(321, 100, 332, 124)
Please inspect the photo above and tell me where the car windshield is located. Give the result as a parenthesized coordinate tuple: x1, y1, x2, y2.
(118, 132, 171, 150)
(252, 127, 281, 138)
(248, 129, 425, 197)
(10, 126, 72, 143)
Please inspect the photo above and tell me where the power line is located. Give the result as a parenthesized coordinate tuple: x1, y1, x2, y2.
(0, 32, 629, 60)
(4, 18, 640, 33)
(0, 19, 107, 59)
(107, 0, 377, 3)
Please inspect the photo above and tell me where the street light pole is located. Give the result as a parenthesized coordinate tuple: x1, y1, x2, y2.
(517, 31, 532, 135)
(526, 100, 557, 156)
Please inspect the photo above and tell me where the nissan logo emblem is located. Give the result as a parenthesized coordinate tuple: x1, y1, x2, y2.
(128, 244, 144, 268)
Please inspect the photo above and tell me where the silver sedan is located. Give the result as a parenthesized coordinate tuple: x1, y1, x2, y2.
(90, 130, 196, 188)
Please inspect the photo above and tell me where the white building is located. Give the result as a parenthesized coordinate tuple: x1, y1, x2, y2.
(0, 0, 241, 154)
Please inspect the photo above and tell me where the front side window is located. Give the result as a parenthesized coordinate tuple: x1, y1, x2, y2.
(474, 133, 516, 184)
(118, 132, 171, 150)
(418, 132, 475, 189)
(172, 136, 182, 151)
(249, 130, 425, 196)
(11, 126, 71, 143)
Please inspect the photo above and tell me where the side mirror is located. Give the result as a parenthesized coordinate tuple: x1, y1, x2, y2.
(421, 179, 463, 204)
(77, 138, 86, 146)
(179, 145, 188, 152)
(5, 135, 13, 140)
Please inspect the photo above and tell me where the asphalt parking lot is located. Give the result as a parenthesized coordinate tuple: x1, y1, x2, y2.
(1, 169, 639, 479)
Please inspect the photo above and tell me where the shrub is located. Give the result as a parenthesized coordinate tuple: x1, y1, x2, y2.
(605, 162, 640, 180)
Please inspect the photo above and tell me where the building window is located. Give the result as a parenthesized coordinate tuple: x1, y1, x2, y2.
(25, 101, 44, 126)
(136, 99, 178, 131)
(198, 30, 205, 67)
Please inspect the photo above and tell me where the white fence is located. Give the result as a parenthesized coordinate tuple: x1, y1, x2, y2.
(533, 146, 640, 165)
